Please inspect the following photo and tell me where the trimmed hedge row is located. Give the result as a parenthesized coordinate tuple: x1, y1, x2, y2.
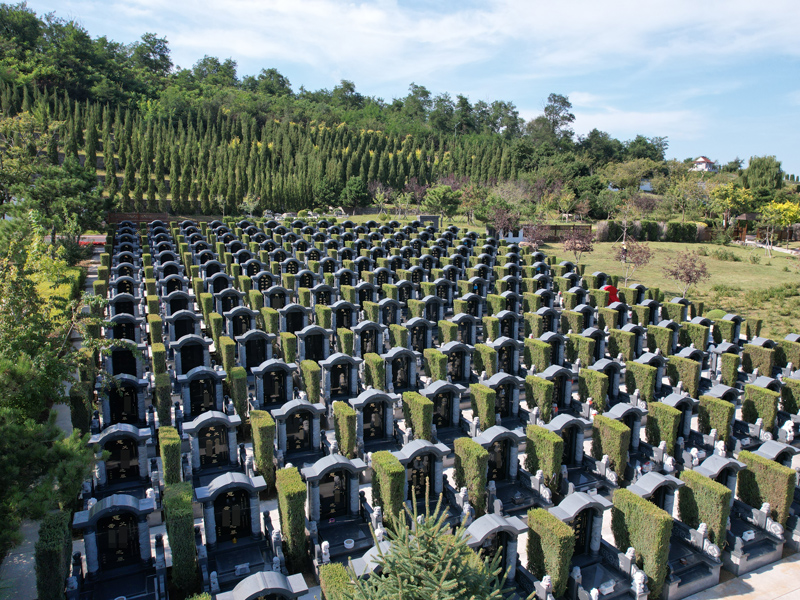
(527, 508, 575, 599)
(777, 339, 800, 369)
(439, 319, 458, 344)
(151, 342, 167, 375)
(524, 338, 551, 371)
(301, 359, 322, 402)
(591, 415, 630, 478)
(625, 361, 658, 403)
(578, 368, 609, 413)
(742, 343, 776, 376)
(597, 307, 618, 331)
(525, 375, 555, 424)
(423, 348, 448, 381)
(280, 332, 297, 364)
(470, 383, 496, 431)
(473, 343, 497, 377)
(159, 426, 182, 485)
(276, 467, 308, 572)
(742, 384, 780, 432)
(337, 327, 354, 356)
(261, 307, 280, 334)
(315, 304, 332, 329)
(228, 367, 248, 418)
(524, 312, 546, 339)
(402, 391, 433, 441)
(163, 482, 197, 592)
(389, 324, 408, 349)
(218, 336, 236, 373)
(738, 450, 795, 526)
(364, 352, 386, 391)
(370, 451, 406, 524)
(525, 424, 563, 493)
(611, 488, 673, 599)
(782, 378, 800, 415)
(34, 511, 72, 600)
(667, 356, 701, 399)
(608, 328, 635, 361)
(333, 401, 357, 458)
(645, 401, 681, 454)
(154, 372, 172, 426)
(720, 352, 740, 387)
(319, 562, 351, 600)
(678, 469, 732, 547)
(698, 395, 735, 442)
(680, 322, 709, 352)
(250, 410, 276, 489)
(208, 312, 223, 346)
(454, 437, 488, 517)
(561, 310, 584, 334)
(566, 334, 595, 367)
(647, 325, 673, 356)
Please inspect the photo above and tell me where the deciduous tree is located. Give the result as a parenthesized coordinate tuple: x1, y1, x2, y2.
(663, 250, 710, 298)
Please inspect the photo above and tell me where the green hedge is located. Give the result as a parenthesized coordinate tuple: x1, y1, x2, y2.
(611, 488, 673, 599)
(524, 312, 545, 339)
(588, 288, 610, 308)
(645, 401, 681, 454)
(777, 340, 800, 368)
(151, 342, 166, 375)
(678, 469, 732, 547)
(337, 327, 354, 355)
(364, 300, 380, 323)
(647, 325, 673, 356)
(744, 318, 762, 339)
(524, 338, 551, 371)
(742, 384, 780, 432)
(333, 401, 357, 458)
(218, 336, 236, 373)
(680, 322, 709, 352)
(406, 298, 425, 318)
(159, 426, 182, 485)
(667, 356, 701, 399)
(389, 324, 408, 349)
(698, 395, 735, 442)
(250, 410, 276, 489)
(525, 424, 563, 493)
(625, 361, 658, 403)
(720, 352, 740, 387)
(662, 302, 685, 323)
(665, 221, 697, 243)
(423, 348, 448, 381)
(742, 344, 776, 376)
(370, 451, 405, 524)
(315, 304, 332, 329)
(454, 436, 488, 517)
(525, 375, 555, 424)
(298, 287, 311, 308)
(147, 314, 163, 344)
(280, 332, 297, 364)
(566, 334, 595, 367)
(319, 563, 350, 600)
(199, 293, 213, 319)
(163, 482, 197, 592)
(591, 415, 630, 478)
(154, 372, 172, 426)
(608, 328, 635, 362)
(738, 450, 795, 526)
(469, 383, 496, 431)
(364, 352, 386, 391)
(715, 319, 738, 343)
(481, 316, 500, 341)
(561, 310, 584, 335)
(301, 359, 322, 402)
(782, 378, 800, 415)
(208, 312, 223, 347)
(228, 366, 248, 418)
(276, 467, 308, 572)
(34, 511, 72, 600)
(68, 382, 92, 435)
(597, 307, 618, 331)
(486, 294, 506, 315)
(630, 305, 650, 327)
(562, 291, 579, 311)
(248, 289, 265, 311)
(578, 369, 609, 412)
(527, 508, 575, 599)
(439, 319, 458, 344)
(473, 343, 497, 377)
(261, 307, 280, 334)
(402, 391, 433, 441)
(523, 292, 543, 313)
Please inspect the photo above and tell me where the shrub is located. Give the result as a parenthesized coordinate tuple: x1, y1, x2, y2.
(597, 307, 618, 330)
(698, 395, 735, 442)
(715, 319, 738, 343)
(777, 339, 800, 369)
(680, 322, 709, 352)
(666, 356, 701, 399)
(562, 291, 579, 311)
(370, 451, 405, 525)
(250, 410, 276, 489)
(147, 314, 163, 344)
(523, 292, 543, 313)
(406, 298, 425, 318)
(207, 312, 223, 347)
(439, 320, 458, 344)
(423, 348, 447, 381)
(68, 382, 92, 435)
(611, 488, 673, 599)
(481, 316, 500, 341)
(608, 329, 636, 361)
(662, 302, 685, 324)
(525, 375, 555, 423)
(469, 384, 496, 431)
(154, 372, 172, 426)
(720, 352, 740, 387)
(218, 336, 236, 373)
(630, 305, 650, 327)
(248, 289, 265, 311)
(645, 401, 681, 454)
(525, 424, 564, 493)
(151, 342, 166, 375)
(744, 318, 762, 339)
(678, 469, 732, 547)
(333, 401, 356, 458)
(472, 344, 497, 377)
(527, 508, 575, 599)
(647, 325, 673, 356)
(665, 221, 697, 243)
(578, 368, 609, 412)
(738, 451, 795, 525)
(301, 359, 322, 402)
(524, 313, 546, 339)
(364, 353, 386, 391)
(35, 511, 72, 600)
(524, 338, 551, 371)
(742, 384, 780, 431)
(587, 288, 611, 310)
(337, 327, 354, 355)
(159, 426, 182, 485)
(228, 367, 248, 418)
(163, 483, 197, 592)
(561, 310, 584, 335)
(280, 332, 297, 363)
(741, 344, 776, 376)
(486, 294, 505, 315)
(276, 467, 308, 572)
(315, 304, 332, 329)
(782, 378, 800, 415)
(319, 563, 351, 600)
(402, 392, 433, 441)
(454, 437, 488, 517)
(566, 334, 595, 367)
(364, 300, 380, 323)
(261, 307, 280, 334)
(625, 362, 658, 403)
(591, 415, 630, 478)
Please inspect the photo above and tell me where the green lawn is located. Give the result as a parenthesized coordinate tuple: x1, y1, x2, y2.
(547, 242, 800, 340)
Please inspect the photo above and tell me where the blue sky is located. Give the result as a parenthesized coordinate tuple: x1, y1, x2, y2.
(28, 0, 800, 175)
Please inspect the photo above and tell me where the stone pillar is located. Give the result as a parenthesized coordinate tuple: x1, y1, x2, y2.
(310, 481, 320, 522)
(565, 380, 573, 407)
(464, 354, 472, 381)
(631, 419, 641, 451)
(590, 512, 603, 555)
(95, 455, 107, 486)
(138, 442, 148, 478)
(512, 388, 520, 418)
(204, 501, 216, 547)
(138, 517, 151, 563)
(84, 528, 99, 576)
(509, 445, 519, 481)
(683, 409, 692, 438)
(137, 389, 147, 422)
(385, 403, 393, 437)
(575, 429, 584, 464)
(506, 538, 519, 580)
(278, 421, 287, 454)
(349, 475, 360, 515)
(452, 393, 461, 427)
(386, 361, 394, 393)
(656, 364, 664, 392)
(228, 427, 238, 465)
(250, 493, 261, 538)
(312, 417, 320, 450)
(356, 410, 364, 439)
(285, 373, 293, 404)
(101, 394, 111, 427)
(726, 473, 737, 507)
(663, 490, 675, 516)
(297, 337, 305, 363)
(434, 458, 444, 496)
(191, 436, 201, 470)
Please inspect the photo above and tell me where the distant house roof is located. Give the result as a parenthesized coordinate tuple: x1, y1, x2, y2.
(694, 156, 714, 163)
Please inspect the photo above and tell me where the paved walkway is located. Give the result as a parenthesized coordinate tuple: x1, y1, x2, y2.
(0, 521, 40, 600)
(685, 551, 800, 600)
